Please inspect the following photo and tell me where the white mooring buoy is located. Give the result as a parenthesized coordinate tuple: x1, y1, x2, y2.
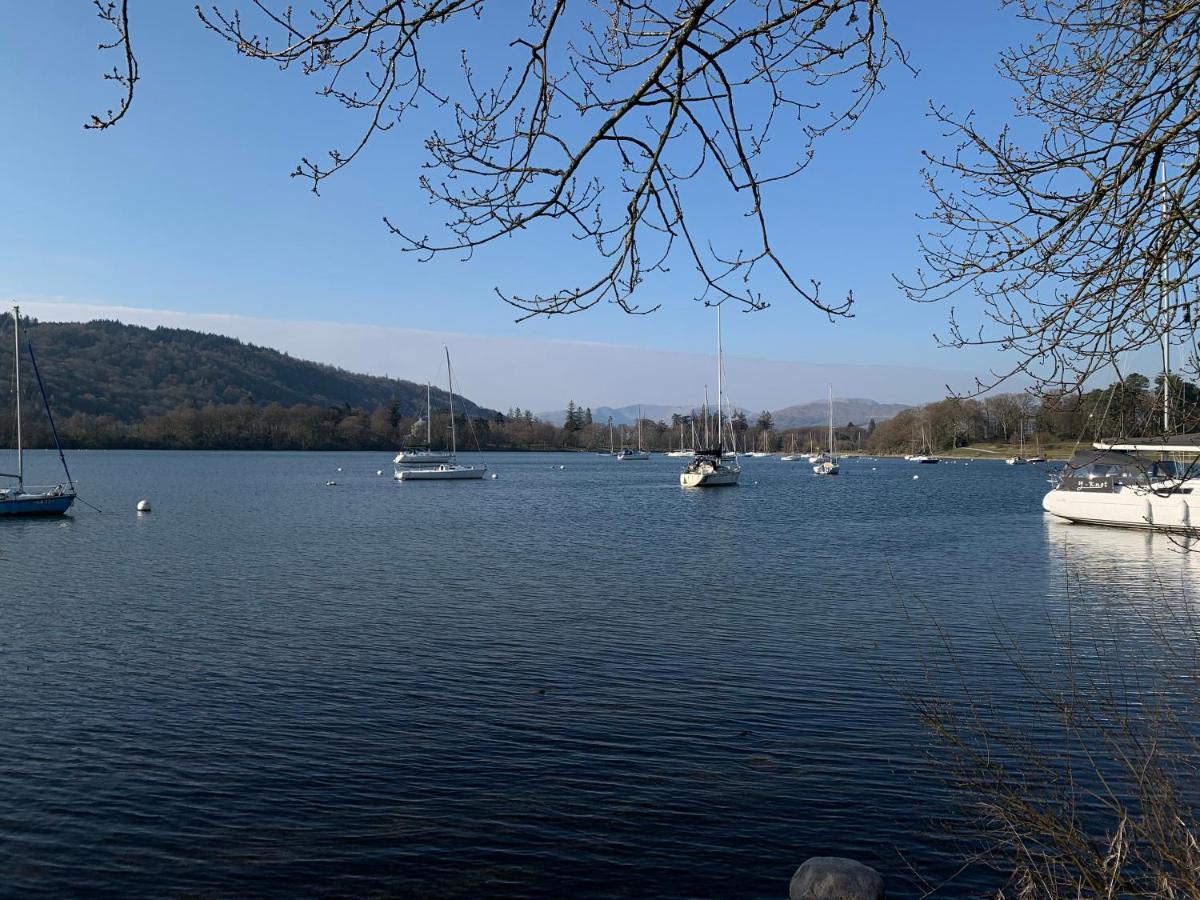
(913, 475, 919, 480)
(491, 473, 498, 479)
(136, 499, 152, 513)
(376, 470, 383, 476)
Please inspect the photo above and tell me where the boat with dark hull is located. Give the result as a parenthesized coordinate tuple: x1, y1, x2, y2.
(1, 306, 76, 517)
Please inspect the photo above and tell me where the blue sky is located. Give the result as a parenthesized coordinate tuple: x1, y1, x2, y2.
(1, 2, 1039, 409)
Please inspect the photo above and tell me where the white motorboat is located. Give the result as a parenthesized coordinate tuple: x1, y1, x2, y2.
(395, 348, 486, 481)
(1042, 438, 1200, 533)
(393, 382, 451, 464)
(813, 387, 839, 475)
(680, 306, 740, 487)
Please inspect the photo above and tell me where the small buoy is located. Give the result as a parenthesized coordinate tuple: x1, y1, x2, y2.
(559, 465, 565, 470)
(872, 467, 877, 471)
(491, 473, 498, 479)
(337, 467, 342, 472)
(912, 475, 919, 480)
(136, 499, 151, 513)
(326, 480, 337, 486)
(376, 470, 383, 476)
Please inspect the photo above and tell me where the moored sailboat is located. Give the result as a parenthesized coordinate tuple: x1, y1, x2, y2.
(617, 406, 650, 460)
(813, 387, 840, 475)
(666, 417, 696, 457)
(394, 348, 485, 481)
(680, 306, 740, 487)
(1, 306, 76, 516)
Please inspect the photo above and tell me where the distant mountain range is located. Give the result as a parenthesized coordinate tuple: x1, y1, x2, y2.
(537, 398, 909, 428)
(1, 315, 493, 422)
(769, 398, 910, 427)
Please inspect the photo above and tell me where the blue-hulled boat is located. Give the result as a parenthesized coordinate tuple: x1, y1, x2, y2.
(1, 305, 76, 517)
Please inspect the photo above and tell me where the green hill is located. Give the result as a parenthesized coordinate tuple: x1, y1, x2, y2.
(0, 314, 491, 423)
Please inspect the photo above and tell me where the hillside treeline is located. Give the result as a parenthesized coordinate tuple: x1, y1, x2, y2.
(863, 374, 1195, 453)
(0, 315, 489, 422)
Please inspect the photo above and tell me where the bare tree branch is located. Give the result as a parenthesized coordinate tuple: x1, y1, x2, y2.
(188, 1, 904, 318)
(87, 0, 139, 130)
(903, 0, 1200, 399)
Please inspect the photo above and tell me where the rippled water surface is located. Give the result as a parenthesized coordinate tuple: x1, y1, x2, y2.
(3, 451, 1198, 897)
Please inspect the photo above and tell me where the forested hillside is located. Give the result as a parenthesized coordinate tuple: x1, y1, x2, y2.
(0, 315, 489, 421)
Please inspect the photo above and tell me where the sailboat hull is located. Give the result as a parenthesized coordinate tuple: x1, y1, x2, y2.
(0, 491, 75, 516)
(680, 464, 741, 487)
(394, 465, 486, 481)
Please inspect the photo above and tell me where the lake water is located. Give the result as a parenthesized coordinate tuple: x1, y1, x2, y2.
(3, 451, 1198, 896)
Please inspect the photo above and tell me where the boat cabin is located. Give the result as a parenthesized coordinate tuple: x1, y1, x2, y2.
(1059, 449, 1190, 492)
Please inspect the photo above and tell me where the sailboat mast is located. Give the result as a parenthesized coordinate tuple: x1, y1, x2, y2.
(444, 347, 457, 458)
(827, 385, 833, 456)
(716, 305, 724, 452)
(426, 381, 432, 445)
(638, 405, 643, 451)
(1160, 159, 1171, 433)
(13, 306, 22, 489)
(703, 386, 710, 447)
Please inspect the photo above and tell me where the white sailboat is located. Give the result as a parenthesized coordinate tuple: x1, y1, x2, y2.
(393, 382, 452, 465)
(680, 307, 740, 487)
(595, 417, 615, 455)
(394, 348, 486, 481)
(666, 417, 696, 457)
(813, 386, 840, 475)
(780, 434, 805, 462)
(1006, 417, 1028, 465)
(0, 306, 77, 516)
(617, 406, 650, 460)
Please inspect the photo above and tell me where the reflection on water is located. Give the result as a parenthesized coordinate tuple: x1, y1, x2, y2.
(1044, 513, 1200, 604)
(1, 452, 1198, 897)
